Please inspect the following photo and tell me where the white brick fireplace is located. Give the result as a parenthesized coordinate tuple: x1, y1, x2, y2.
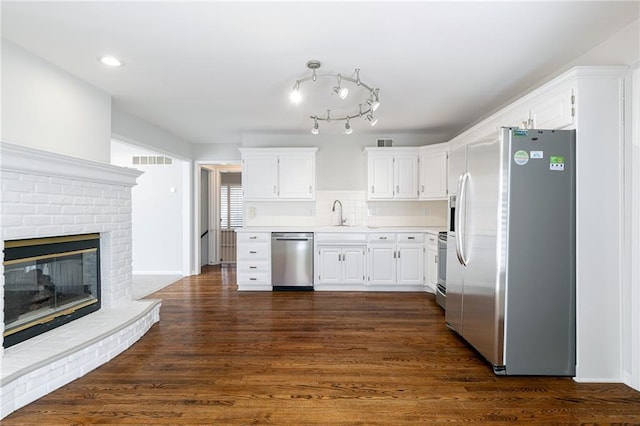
(0, 142, 161, 419)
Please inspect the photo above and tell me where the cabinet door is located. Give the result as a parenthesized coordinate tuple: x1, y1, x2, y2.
(394, 154, 419, 199)
(278, 153, 315, 199)
(426, 238, 438, 290)
(242, 156, 278, 200)
(397, 244, 424, 285)
(367, 155, 394, 199)
(342, 246, 366, 284)
(530, 85, 575, 130)
(368, 245, 396, 285)
(420, 151, 448, 199)
(317, 247, 342, 284)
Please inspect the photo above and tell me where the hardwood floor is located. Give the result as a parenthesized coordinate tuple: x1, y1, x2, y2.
(4, 265, 640, 424)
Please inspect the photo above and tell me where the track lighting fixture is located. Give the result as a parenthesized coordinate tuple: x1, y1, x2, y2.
(290, 60, 380, 134)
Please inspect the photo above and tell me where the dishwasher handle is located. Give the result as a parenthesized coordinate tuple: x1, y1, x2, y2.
(272, 232, 314, 241)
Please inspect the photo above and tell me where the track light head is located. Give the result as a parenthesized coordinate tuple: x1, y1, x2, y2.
(345, 118, 353, 134)
(367, 97, 380, 112)
(311, 117, 319, 135)
(290, 81, 302, 104)
(334, 86, 349, 99)
(367, 114, 378, 126)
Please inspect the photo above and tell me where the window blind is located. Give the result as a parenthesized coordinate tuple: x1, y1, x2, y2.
(220, 185, 243, 229)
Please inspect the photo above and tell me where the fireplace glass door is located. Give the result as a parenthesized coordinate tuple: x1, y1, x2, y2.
(3, 234, 101, 348)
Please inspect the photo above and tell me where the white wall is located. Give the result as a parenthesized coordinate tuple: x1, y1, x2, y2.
(1, 40, 112, 163)
(192, 142, 242, 163)
(111, 140, 186, 274)
(563, 19, 639, 70)
(111, 108, 193, 160)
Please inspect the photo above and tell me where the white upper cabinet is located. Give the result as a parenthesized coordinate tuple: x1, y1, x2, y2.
(367, 154, 394, 199)
(419, 143, 448, 200)
(529, 85, 575, 130)
(241, 154, 279, 200)
(365, 148, 419, 200)
(278, 152, 316, 199)
(240, 148, 317, 201)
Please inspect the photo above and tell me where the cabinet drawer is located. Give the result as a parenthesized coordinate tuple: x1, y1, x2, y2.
(237, 272, 271, 285)
(237, 243, 270, 260)
(237, 232, 270, 243)
(397, 233, 425, 243)
(238, 260, 270, 274)
(368, 233, 396, 243)
(316, 233, 367, 243)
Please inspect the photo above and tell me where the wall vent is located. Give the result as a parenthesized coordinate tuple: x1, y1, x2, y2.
(376, 138, 393, 147)
(132, 156, 173, 165)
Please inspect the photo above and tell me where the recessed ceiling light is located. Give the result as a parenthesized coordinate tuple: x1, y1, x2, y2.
(98, 56, 123, 67)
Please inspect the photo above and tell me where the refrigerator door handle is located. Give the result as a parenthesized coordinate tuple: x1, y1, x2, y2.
(456, 172, 470, 266)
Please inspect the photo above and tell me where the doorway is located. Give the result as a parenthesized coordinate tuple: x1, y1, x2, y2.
(200, 164, 242, 266)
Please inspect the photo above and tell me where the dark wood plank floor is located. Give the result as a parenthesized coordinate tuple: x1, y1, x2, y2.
(4, 265, 640, 424)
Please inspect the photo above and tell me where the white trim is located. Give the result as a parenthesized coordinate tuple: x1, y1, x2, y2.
(627, 66, 640, 391)
(182, 160, 193, 276)
(1, 141, 142, 186)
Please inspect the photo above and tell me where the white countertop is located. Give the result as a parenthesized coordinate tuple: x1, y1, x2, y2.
(236, 226, 446, 234)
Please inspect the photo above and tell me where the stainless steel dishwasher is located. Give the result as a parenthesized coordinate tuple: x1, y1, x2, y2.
(271, 232, 314, 290)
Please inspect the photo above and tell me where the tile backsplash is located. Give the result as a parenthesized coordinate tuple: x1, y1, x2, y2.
(244, 190, 447, 228)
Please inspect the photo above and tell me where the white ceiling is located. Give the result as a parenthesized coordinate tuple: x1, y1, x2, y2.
(2, 1, 638, 145)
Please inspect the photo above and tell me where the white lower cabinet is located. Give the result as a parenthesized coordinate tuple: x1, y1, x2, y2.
(367, 233, 424, 288)
(236, 231, 271, 290)
(425, 233, 438, 292)
(316, 245, 366, 285)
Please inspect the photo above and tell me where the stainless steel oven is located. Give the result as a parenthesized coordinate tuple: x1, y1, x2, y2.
(436, 231, 447, 309)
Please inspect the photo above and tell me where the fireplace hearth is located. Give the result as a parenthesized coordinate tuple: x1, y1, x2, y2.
(3, 234, 101, 348)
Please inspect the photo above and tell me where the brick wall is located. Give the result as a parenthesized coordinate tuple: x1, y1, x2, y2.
(0, 170, 134, 309)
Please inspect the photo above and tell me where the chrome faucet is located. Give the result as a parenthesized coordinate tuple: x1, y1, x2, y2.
(332, 199, 347, 226)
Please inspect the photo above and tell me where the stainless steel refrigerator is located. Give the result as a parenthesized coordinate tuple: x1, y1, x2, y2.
(446, 127, 576, 376)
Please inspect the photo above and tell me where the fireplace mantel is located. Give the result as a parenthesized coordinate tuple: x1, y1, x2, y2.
(1, 141, 142, 187)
